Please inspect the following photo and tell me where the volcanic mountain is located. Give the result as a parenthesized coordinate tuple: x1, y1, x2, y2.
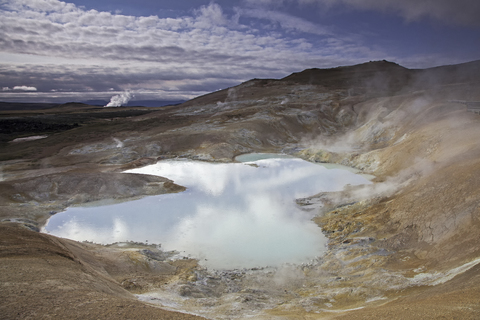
(1, 60, 480, 319)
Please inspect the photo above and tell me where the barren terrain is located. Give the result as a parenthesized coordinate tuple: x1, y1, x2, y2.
(1, 60, 480, 319)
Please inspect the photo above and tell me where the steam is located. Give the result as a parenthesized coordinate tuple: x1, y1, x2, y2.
(113, 138, 124, 148)
(300, 95, 436, 154)
(105, 91, 133, 107)
(296, 93, 450, 211)
(226, 87, 237, 101)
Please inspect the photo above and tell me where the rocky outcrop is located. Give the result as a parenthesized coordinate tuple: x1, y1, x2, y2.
(0, 172, 185, 227)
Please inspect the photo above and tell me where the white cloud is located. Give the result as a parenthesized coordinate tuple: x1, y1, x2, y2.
(2, 0, 78, 14)
(0, 0, 367, 66)
(238, 8, 330, 35)
(1, 1, 286, 65)
(193, 2, 229, 28)
(13, 85, 37, 91)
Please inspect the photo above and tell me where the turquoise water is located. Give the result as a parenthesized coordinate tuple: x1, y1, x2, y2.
(44, 156, 371, 269)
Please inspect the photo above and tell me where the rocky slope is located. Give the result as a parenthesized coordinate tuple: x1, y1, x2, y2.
(1, 60, 480, 319)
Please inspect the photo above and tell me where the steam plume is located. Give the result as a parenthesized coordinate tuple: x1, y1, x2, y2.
(105, 91, 133, 107)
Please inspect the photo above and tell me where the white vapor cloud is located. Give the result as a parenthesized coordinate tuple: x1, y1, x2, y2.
(105, 91, 133, 107)
(238, 8, 331, 35)
(13, 85, 37, 91)
(193, 2, 229, 28)
(0, 0, 377, 66)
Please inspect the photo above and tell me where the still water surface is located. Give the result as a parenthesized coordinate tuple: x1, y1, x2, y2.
(44, 155, 371, 269)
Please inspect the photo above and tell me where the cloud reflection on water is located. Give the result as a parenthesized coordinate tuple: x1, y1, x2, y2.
(45, 158, 371, 269)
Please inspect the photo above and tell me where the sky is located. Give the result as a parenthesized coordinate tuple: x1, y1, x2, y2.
(0, 0, 479, 104)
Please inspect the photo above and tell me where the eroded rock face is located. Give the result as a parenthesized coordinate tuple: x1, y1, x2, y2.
(1, 60, 480, 319)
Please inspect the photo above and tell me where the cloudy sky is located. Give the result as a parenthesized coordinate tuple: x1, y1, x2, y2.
(1, 0, 479, 104)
